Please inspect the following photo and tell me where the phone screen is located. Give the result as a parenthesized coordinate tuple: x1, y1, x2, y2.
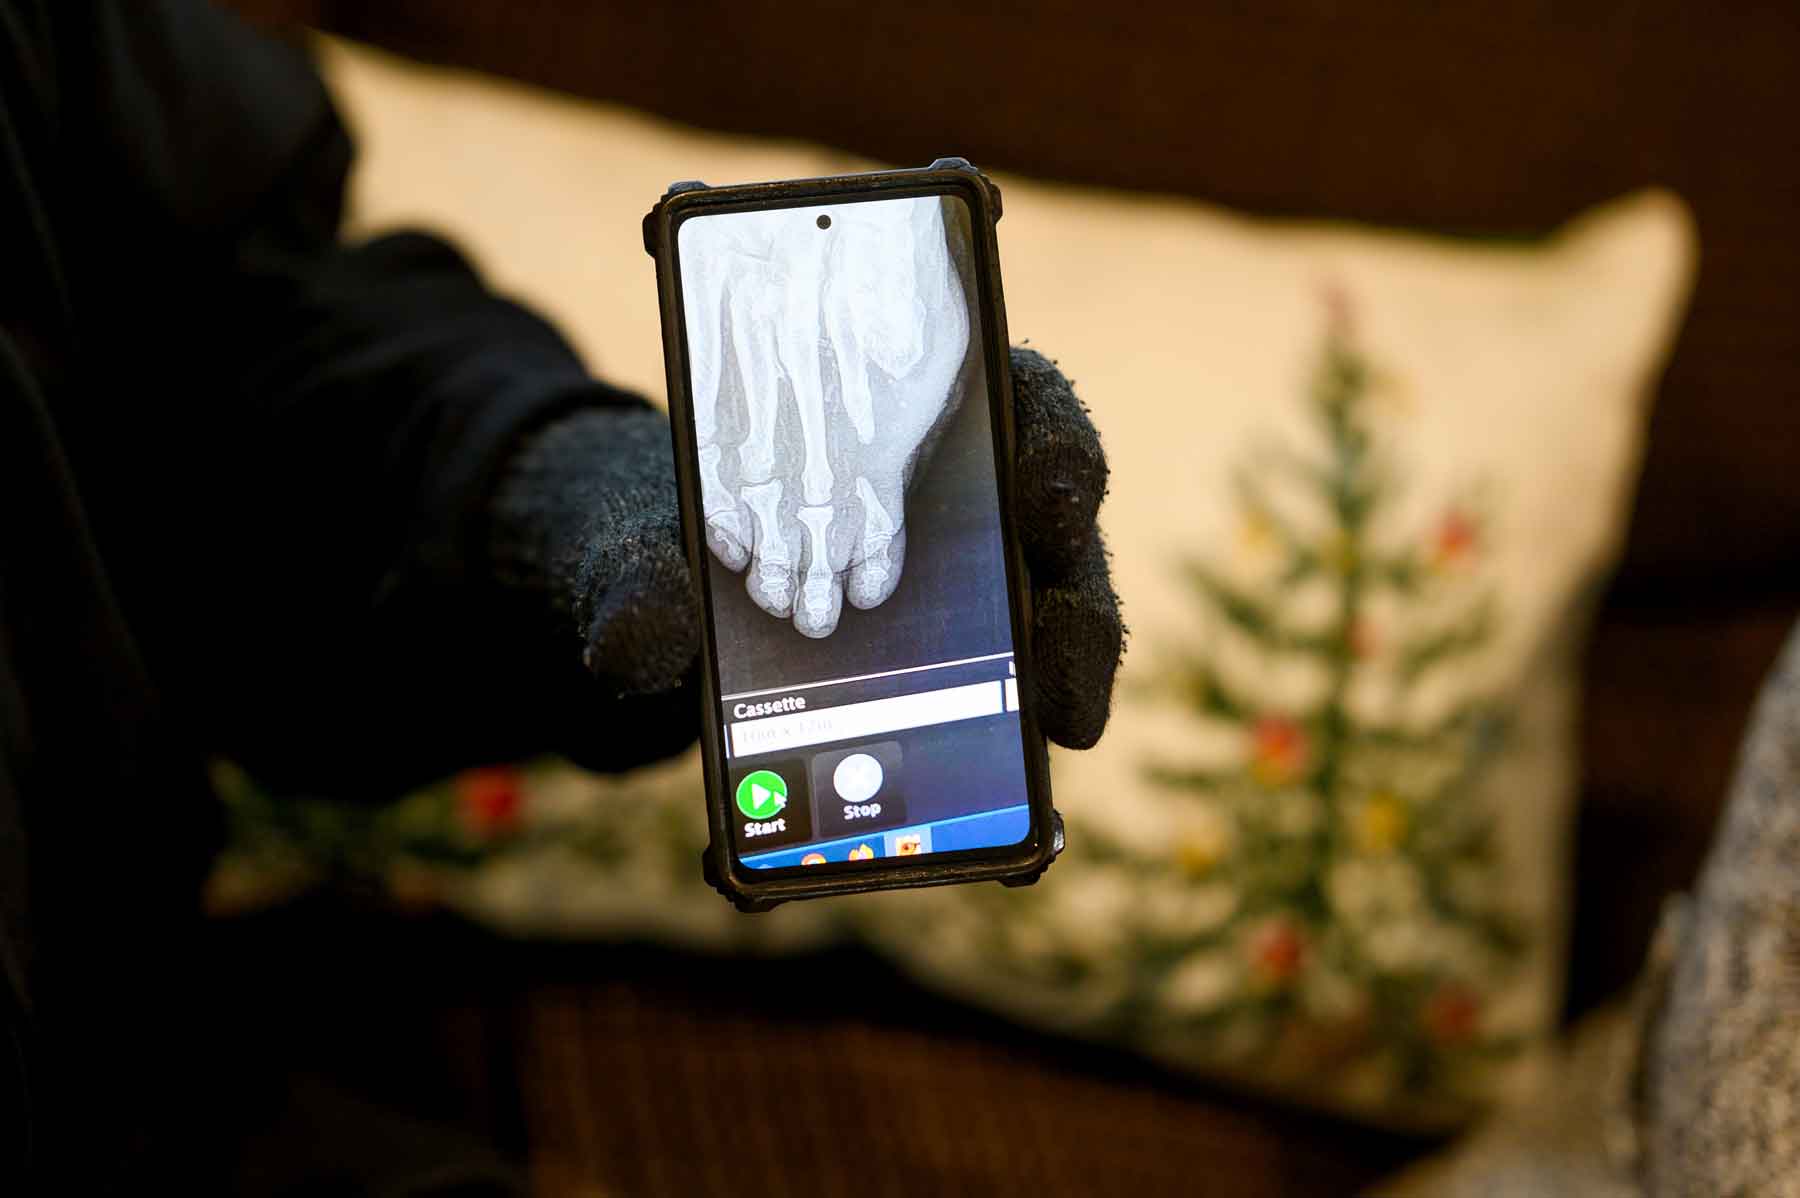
(675, 191, 1036, 874)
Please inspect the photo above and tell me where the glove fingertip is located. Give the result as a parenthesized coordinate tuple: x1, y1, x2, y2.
(1009, 346, 1109, 579)
(576, 523, 702, 695)
(1029, 563, 1126, 751)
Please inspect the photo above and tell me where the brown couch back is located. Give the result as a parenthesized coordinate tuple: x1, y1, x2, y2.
(229, 0, 1800, 1011)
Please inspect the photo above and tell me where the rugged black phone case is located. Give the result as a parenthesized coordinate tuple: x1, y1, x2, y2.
(645, 159, 1062, 911)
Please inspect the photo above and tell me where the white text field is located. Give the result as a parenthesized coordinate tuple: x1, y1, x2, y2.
(729, 680, 1004, 757)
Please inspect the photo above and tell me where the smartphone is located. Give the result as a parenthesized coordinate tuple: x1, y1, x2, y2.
(644, 159, 1061, 910)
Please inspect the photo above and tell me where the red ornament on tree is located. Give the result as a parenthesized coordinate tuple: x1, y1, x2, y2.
(1247, 917, 1307, 989)
(1249, 716, 1309, 788)
(1423, 982, 1482, 1046)
(457, 766, 525, 837)
(1429, 508, 1480, 572)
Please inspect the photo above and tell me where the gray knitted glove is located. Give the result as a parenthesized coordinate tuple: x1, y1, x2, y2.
(486, 345, 1124, 750)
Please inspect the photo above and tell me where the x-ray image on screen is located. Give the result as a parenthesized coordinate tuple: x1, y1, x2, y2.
(678, 195, 973, 640)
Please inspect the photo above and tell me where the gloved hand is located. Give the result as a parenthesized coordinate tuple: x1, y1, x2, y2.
(485, 345, 1123, 755)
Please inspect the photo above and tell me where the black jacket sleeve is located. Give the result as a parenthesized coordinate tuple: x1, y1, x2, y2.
(44, 0, 682, 795)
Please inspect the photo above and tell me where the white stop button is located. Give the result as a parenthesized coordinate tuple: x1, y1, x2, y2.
(832, 752, 884, 803)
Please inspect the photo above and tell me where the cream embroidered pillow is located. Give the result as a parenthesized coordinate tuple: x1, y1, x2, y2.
(211, 39, 1695, 1127)
(848, 190, 1693, 1125)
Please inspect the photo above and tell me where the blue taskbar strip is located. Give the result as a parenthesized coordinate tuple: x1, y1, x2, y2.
(742, 804, 1031, 870)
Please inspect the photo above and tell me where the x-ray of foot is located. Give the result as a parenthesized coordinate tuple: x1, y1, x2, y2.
(679, 195, 970, 638)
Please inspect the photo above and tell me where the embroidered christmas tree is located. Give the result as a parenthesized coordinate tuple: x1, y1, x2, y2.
(1050, 288, 1527, 1107)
